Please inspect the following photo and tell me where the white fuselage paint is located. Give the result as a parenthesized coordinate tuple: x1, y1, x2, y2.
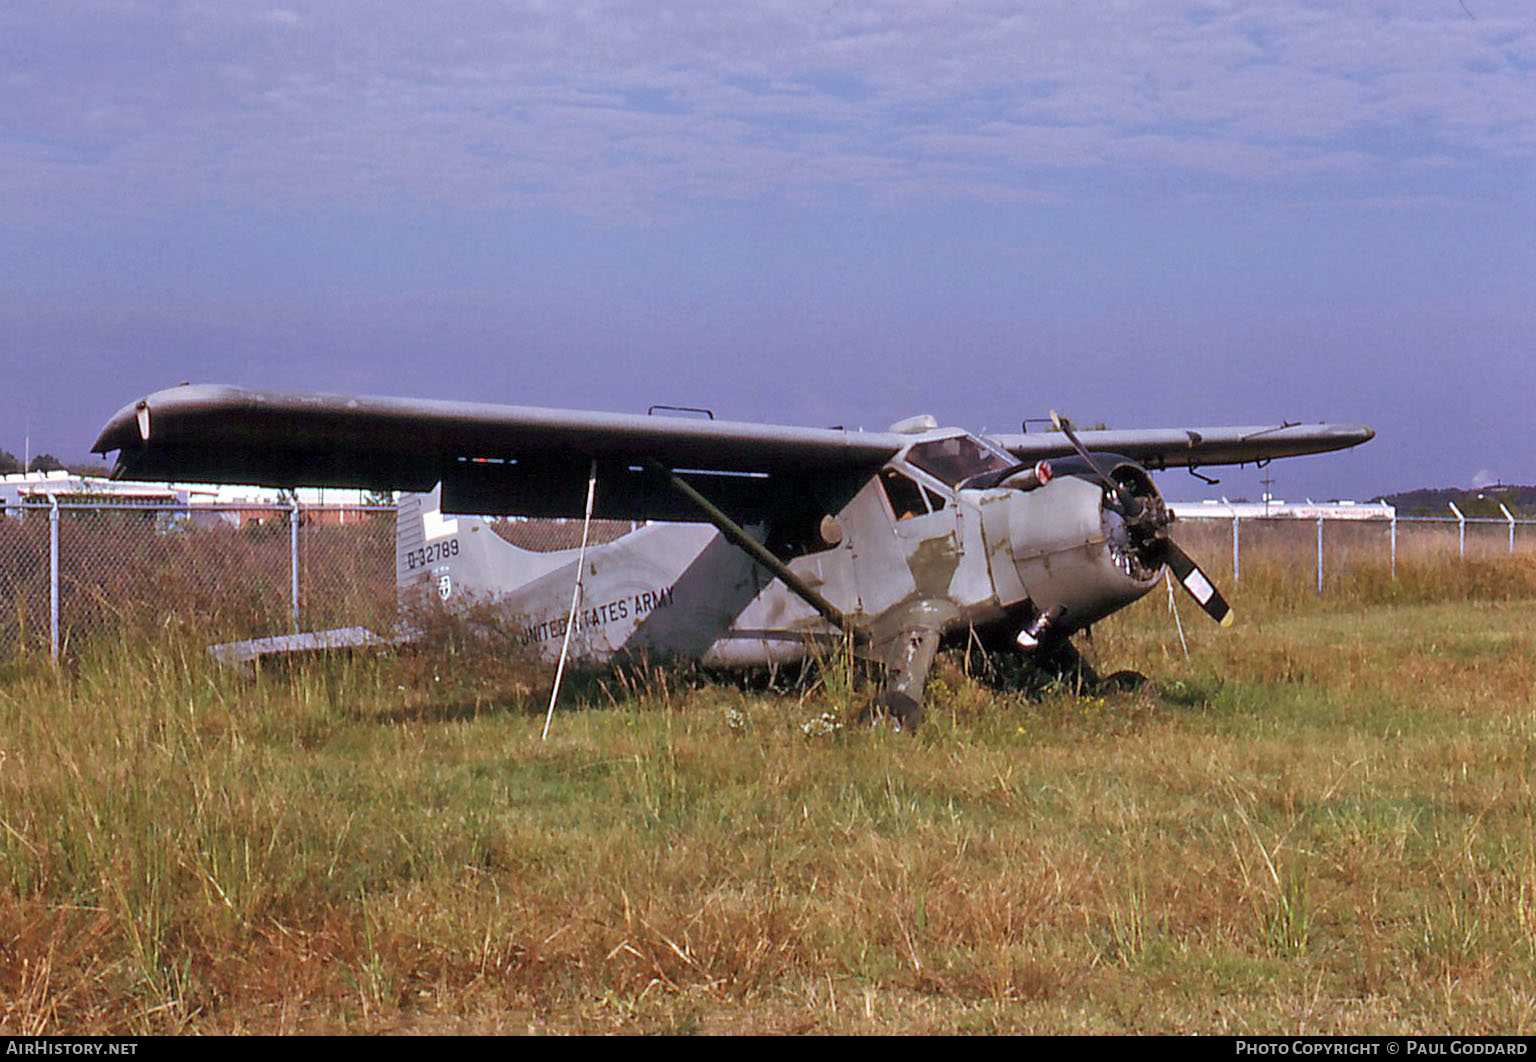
(397, 459, 1163, 670)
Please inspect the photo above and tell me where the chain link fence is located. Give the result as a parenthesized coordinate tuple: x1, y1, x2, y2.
(0, 501, 397, 659)
(1172, 512, 1536, 595)
(488, 517, 636, 551)
(0, 499, 645, 661)
(4, 499, 1536, 661)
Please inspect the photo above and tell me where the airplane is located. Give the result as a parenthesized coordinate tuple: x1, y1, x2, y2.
(93, 384, 1372, 727)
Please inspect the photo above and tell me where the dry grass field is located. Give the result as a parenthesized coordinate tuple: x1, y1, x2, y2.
(3, 540, 1536, 1034)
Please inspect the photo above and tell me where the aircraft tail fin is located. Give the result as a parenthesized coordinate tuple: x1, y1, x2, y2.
(395, 486, 578, 611)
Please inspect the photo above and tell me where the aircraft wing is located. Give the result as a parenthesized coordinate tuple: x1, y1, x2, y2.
(987, 423, 1374, 471)
(93, 383, 904, 522)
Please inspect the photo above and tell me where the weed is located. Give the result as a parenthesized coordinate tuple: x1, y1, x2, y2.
(1102, 877, 1153, 969)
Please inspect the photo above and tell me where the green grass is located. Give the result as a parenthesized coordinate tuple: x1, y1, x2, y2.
(4, 554, 1536, 1033)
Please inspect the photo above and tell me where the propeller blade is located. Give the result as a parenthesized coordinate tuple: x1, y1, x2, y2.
(1163, 540, 1235, 627)
(1050, 410, 1140, 515)
(1050, 411, 1115, 490)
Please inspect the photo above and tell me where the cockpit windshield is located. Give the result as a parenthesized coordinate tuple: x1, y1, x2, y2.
(905, 433, 1016, 486)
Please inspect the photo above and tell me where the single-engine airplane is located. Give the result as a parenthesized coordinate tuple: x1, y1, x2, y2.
(94, 384, 1372, 725)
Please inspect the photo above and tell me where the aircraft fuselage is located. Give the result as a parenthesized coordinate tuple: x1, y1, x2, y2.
(398, 428, 1164, 670)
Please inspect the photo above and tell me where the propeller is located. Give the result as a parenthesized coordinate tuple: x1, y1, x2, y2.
(1163, 539, 1234, 627)
(1050, 411, 1235, 627)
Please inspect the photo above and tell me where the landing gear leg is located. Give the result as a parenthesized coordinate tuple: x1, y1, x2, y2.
(877, 628, 941, 731)
(1011, 604, 1102, 692)
(1027, 637, 1101, 694)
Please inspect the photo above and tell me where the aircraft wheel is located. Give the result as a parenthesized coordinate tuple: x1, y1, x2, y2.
(1100, 669, 1155, 694)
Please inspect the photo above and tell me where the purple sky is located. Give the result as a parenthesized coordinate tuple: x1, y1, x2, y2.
(3, 1, 1533, 500)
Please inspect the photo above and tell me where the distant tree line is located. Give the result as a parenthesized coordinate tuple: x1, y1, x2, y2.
(1376, 485, 1536, 518)
(0, 449, 105, 476)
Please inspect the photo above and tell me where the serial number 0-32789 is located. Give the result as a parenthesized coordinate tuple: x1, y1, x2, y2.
(405, 538, 459, 570)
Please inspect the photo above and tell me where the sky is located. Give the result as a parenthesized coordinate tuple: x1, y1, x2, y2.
(2, 0, 1534, 501)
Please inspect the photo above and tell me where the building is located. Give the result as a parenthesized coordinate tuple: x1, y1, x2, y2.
(0, 470, 200, 511)
(0, 472, 378, 527)
(1168, 498, 1396, 521)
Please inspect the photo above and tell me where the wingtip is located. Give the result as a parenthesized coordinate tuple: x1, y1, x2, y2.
(1334, 423, 1375, 448)
(92, 399, 143, 455)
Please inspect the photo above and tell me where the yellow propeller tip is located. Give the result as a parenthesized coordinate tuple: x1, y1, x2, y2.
(1220, 611, 1236, 628)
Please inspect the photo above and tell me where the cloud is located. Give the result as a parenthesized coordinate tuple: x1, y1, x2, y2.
(2, 1, 1534, 223)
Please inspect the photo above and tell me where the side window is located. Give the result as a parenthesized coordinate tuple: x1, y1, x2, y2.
(923, 486, 948, 512)
(880, 469, 929, 521)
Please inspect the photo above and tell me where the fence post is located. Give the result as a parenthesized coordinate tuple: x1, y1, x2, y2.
(1501, 502, 1515, 554)
(1232, 513, 1240, 584)
(1449, 502, 1465, 559)
(1390, 512, 1397, 581)
(1316, 515, 1324, 595)
(290, 497, 301, 634)
(49, 495, 60, 662)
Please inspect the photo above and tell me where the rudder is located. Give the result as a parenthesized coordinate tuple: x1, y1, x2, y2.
(395, 485, 580, 612)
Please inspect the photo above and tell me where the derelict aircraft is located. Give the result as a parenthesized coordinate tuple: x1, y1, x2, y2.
(94, 384, 1372, 726)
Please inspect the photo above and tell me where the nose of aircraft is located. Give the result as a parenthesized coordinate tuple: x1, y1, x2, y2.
(1046, 415, 1238, 627)
(998, 471, 1164, 638)
(998, 450, 1235, 646)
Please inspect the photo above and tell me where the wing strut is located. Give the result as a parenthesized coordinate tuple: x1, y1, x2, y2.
(645, 460, 860, 639)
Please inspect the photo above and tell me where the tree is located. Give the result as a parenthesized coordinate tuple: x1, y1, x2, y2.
(0, 450, 19, 475)
(28, 454, 65, 473)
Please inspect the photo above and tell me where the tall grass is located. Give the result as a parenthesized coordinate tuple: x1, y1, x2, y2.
(1173, 517, 1536, 611)
(3, 549, 1536, 1032)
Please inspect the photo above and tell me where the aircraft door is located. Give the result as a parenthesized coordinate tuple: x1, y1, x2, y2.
(841, 477, 916, 617)
(880, 469, 963, 600)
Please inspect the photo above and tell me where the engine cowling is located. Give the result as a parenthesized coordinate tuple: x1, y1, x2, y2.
(1001, 455, 1169, 634)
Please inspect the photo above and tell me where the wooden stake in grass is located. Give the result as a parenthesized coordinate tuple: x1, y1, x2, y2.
(543, 459, 598, 742)
(1165, 570, 1189, 660)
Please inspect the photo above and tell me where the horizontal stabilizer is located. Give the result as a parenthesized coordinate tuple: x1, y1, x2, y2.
(208, 626, 396, 676)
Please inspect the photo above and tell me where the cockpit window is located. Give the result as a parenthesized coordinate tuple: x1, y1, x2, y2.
(906, 434, 1015, 486)
(880, 469, 930, 520)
